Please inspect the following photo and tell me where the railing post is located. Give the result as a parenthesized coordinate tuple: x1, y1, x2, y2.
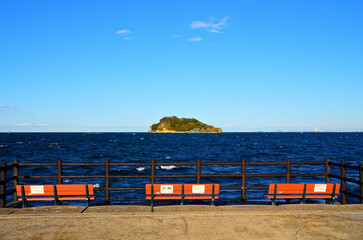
(151, 160, 155, 184)
(241, 159, 246, 200)
(13, 160, 19, 202)
(105, 159, 110, 203)
(196, 159, 201, 184)
(286, 159, 291, 184)
(341, 161, 347, 204)
(360, 163, 363, 204)
(325, 158, 330, 183)
(0, 162, 7, 208)
(57, 159, 62, 184)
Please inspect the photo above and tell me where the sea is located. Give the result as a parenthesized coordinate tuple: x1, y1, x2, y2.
(1, 132, 362, 205)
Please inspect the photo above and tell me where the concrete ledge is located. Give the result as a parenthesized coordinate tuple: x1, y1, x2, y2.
(0, 204, 362, 240)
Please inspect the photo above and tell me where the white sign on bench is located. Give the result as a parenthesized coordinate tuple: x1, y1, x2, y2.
(314, 184, 327, 192)
(160, 185, 174, 193)
(30, 186, 44, 195)
(192, 185, 205, 194)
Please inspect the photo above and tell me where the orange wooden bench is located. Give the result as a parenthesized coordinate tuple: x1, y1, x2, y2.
(146, 184, 219, 211)
(265, 183, 340, 205)
(16, 184, 95, 208)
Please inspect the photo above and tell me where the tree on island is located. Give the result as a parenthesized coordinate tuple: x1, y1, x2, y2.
(150, 116, 222, 133)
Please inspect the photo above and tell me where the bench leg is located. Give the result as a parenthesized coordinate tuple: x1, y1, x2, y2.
(22, 199, 26, 208)
(272, 199, 276, 205)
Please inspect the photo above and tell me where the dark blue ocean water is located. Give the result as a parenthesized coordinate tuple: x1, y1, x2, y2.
(1, 132, 362, 205)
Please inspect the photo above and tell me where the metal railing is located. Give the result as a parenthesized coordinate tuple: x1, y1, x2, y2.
(1, 158, 362, 207)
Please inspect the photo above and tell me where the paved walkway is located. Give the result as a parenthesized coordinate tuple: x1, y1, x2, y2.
(1, 204, 363, 239)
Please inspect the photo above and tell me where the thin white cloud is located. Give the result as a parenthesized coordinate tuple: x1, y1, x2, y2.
(190, 21, 209, 29)
(190, 17, 228, 33)
(124, 37, 135, 40)
(172, 34, 182, 39)
(187, 37, 202, 42)
(14, 123, 31, 126)
(35, 123, 48, 126)
(0, 104, 21, 111)
(89, 124, 148, 127)
(116, 29, 130, 34)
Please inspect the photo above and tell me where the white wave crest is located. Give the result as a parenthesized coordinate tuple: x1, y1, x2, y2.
(93, 183, 101, 188)
(136, 167, 145, 171)
(160, 165, 176, 170)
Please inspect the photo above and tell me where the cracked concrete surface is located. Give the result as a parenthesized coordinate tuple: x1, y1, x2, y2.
(0, 204, 362, 239)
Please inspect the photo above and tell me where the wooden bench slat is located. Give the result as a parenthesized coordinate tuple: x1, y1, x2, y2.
(16, 184, 95, 208)
(266, 183, 340, 205)
(18, 197, 55, 201)
(146, 184, 219, 211)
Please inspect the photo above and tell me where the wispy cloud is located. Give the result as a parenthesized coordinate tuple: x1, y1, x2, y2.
(0, 104, 21, 111)
(14, 123, 31, 126)
(88, 124, 148, 127)
(35, 123, 48, 126)
(191, 17, 228, 33)
(116, 29, 131, 34)
(172, 34, 182, 39)
(124, 37, 135, 40)
(187, 37, 202, 42)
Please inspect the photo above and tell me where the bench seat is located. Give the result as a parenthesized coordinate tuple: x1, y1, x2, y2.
(146, 196, 219, 200)
(16, 184, 95, 208)
(265, 183, 340, 205)
(146, 184, 219, 211)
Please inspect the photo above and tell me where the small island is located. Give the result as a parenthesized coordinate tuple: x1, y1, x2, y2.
(149, 116, 222, 133)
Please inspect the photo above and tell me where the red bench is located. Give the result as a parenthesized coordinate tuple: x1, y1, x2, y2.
(16, 184, 95, 208)
(146, 184, 219, 211)
(265, 183, 340, 205)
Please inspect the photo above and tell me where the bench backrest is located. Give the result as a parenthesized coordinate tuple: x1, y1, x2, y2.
(16, 184, 94, 196)
(268, 183, 340, 195)
(57, 184, 94, 195)
(16, 185, 55, 196)
(146, 184, 219, 195)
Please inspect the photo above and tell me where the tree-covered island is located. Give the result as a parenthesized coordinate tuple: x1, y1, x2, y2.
(149, 116, 222, 133)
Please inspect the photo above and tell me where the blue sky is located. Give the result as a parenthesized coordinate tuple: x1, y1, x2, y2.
(1, 0, 362, 132)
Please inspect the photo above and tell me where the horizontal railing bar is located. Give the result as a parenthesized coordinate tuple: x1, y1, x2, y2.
(155, 162, 197, 166)
(202, 162, 242, 166)
(246, 186, 269, 189)
(110, 163, 152, 166)
(109, 187, 145, 191)
(6, 189, 15, 195)
(247, 174, 286, 177)
(6, 164, 14, 169)
(343, 177, 360, 184)
(220, 186, 241, 189)
(201, 174, 241, 178)
(290, 173, 325, 177)
(5, 177, 15, 182)
(18, 163, 58, 166)
(18, 175, 57, 179)
(247, 162, 286, 166)
(291, 161, 325, 165)
(62, 163, 105, 166)
(343, 164, 360, 170)
(328, 162, 340, 167)
(345, 191, 360, 199)
(109, 175, 151, 178)
(329, 174, 341, 179)
(155, 174, 196, 178)
(62, 175, 105, 178)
